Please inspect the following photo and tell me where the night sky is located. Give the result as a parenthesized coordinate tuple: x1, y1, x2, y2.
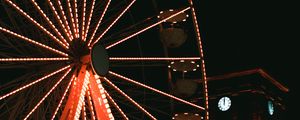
(202, 0, 298, 118)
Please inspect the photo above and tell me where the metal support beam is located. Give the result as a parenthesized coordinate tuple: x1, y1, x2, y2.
(88, 72, 113, 120)
(60, 65, 88, 120)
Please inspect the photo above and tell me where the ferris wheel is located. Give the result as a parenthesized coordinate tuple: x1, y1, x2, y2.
(0, 0, 209, 120)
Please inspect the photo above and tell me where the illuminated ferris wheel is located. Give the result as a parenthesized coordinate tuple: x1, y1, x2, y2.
(0, 0, 209, 120)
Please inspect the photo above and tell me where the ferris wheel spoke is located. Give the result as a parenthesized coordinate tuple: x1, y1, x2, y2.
(4, 0, 69, 49)
(51, 74, 75, 120)
(0, 72, 33, 92)
(0, 4, 28, 54)
(109, 102, 146, 120)
(66, 0, 76, 38)
(47, 0, 73, 41)
(104, 90, 129, 120)
(100, 15, 152, 42)
(105, 7, 191, 49)
(0, 51, 15, 58)
(81, 0, 87, 40)
(109, 57, 201, 61)
(90, 0, 136, 47)
(0, 26, 68, 57)
(56, 0, 74, 40)
(0, 57, 69, 62)
(73, 0, 79, 38)
(102, 77, 157, 120)
(104, 92, 154, 119)
(30, 0, 69, 45)
(0, 29, 24, 55)
(0, 65, 71, 101)
(24, 68, 72, 120)
(108, 71, 205, 110)
(83, 0, 96, 41)
(86, 0, 111, 45)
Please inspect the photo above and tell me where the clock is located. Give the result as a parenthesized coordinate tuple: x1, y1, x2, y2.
(218, 96, 231, 111)
(268, 101, 274, 115)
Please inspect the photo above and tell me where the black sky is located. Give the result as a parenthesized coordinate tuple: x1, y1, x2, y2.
(201, 0, 298, 118)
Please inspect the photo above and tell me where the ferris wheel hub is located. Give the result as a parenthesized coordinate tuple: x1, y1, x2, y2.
(91, 42, 109, 76)
(69, 39, 90, 64)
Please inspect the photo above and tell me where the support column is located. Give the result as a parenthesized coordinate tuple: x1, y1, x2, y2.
(88, 71, 113, 120)
(60, 65, 88, 120)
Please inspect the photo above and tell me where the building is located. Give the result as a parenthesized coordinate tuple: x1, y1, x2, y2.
(197, 68, 289, 120)
(172, 68, 289, 120)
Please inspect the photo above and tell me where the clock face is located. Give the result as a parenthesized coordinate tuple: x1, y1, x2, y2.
(268, 101, 274, 115)
(218, 96, 231, 111)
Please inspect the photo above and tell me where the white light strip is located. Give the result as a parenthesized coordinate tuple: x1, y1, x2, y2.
(0, 65, 71, 100)
(81, 0, 87, 40)
(102, 77, 156, 120)
(74, 71, 89, 120)
(0, 27, 68, 57)
(90, 0, 136, 47)
(51, 75, 76, 120)
(109, 57, 201, 61)
(74, 0, 79, 38)
(104, 90, 128, 120)
(82, 101, 87, 120)
(188, 0, 210, 119)
(56, 0, 74, 40)
(109, 71, 205, 110)
(24, 68, 72, 120)
(86, 0, 111, 45)
(95, 77, 114, 119)
(83, 0, 96, 41)
(87, 88, 96, 120)
(0, 57, 69, 62)
(4, 0, 69, 49)
(31, 0, 69, 45)
(105, 7, 190, 49)
(47, 0, 73, 41)
(67, 0, 76, 38)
